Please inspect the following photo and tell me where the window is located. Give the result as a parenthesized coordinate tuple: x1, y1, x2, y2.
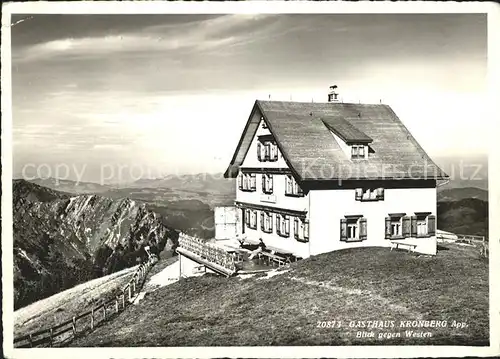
(417, 218, 427, 236)
(238, 173, 256, 192)
(294, 217, 309, 242)
(257, 140, 278, 162)
(245, 209, 257, 229)
(412, 212, 436, 237)
(340, 216, 367, 242)
(351, 145, 366, 159)
(385, 213, 414, 239)
(260, 211, 273, 233)
(355, 187, 384, 201)
(285, 175, 304, 197)
(262, 173, 273, 194)
(385, 214, 406, 239)
(276, 214, 290, 237)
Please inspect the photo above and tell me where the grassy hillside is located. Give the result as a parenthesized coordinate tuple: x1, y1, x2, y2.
(71, 245, 488, 347)
(14, 265, 138, 338)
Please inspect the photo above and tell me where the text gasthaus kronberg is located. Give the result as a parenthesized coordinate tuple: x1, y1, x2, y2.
(316, 320, 468, 329)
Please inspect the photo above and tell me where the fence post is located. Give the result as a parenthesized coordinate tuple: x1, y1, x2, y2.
(133, 279, 136, 294)
(29, 334, 33, 348)
(72, 316, 76, 335)
(103, 304, 107, 320)
(91, 307, 94, 330)
(128, 285, 132, 301)
(115, 296, 119, 312)
(122, 290, 126, 308)
(50, 328, 53, 347)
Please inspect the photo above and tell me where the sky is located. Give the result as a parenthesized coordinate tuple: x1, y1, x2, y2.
(10, 13, 487, 183)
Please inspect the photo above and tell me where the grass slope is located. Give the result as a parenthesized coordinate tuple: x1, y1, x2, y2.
(14, 265, 137, 338)
(71, 245, 488, 347)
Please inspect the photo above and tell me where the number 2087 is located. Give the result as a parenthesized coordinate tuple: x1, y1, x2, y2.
(317, 321, 342, 328)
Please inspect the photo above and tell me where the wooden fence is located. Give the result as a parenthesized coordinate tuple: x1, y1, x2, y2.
(178, 233, 244, 272)
(437, 232, 488, 258)
(13, 256, 156, 348)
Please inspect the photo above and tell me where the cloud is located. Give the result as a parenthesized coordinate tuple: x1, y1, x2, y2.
(13, 14, 277, 63)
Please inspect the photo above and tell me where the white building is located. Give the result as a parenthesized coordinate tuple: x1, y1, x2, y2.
(222, 90, 448, 257)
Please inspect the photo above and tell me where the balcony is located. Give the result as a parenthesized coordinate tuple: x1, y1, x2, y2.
(260, 194, 277, 203)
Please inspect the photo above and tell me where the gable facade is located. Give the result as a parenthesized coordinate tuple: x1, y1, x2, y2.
(235, 110, 311, 258)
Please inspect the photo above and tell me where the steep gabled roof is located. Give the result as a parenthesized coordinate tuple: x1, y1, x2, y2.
(225, 100, 448, 181)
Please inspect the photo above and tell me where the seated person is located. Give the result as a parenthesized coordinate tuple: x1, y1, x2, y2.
(249, 238, 266, 260)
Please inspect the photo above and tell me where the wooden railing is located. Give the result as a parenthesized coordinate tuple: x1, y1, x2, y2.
(13, 256, 156, 348)
(437, 232, 488, 258)
(178, 233, 244, 272)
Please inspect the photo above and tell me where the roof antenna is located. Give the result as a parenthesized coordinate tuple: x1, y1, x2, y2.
(268, 94, 271, 100)
(380, 99, 382, 104)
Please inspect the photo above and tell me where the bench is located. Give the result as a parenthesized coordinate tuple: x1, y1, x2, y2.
(390, 242, 417, 253)
(257, 251, 290, 267)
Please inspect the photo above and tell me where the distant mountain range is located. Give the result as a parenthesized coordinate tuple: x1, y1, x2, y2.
(437, 186, 488, 202)
(13, 179, 178, 309)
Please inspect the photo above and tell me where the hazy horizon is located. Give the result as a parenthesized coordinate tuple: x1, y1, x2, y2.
(11, 14, 488, 183)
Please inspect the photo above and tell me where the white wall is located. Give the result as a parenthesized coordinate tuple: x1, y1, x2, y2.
(236, 173, 309, 213)
(309, 184, 437, 256)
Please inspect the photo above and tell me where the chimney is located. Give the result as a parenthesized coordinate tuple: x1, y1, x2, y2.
(328, 85, 339, 103)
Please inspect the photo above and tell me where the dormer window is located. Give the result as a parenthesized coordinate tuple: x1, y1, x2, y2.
(257, 136, 278, 162)
(351, 145, 366, 159)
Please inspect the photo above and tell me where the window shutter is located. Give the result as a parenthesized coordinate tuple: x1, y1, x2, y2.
(297, 180, 304, 196)
(294, 217, 298, 239)
(262, 174, 266, 192)
(269, 213, 273, 232)
(377, 188, 384, 200)
(304, 221, 309, 240)
(237, 173, 242, 189)
(359, 218, 367, 240)
(273, 143, 278, 161)
(285, 216, 290, 236)
(246, 209, 250, 227)
(340, 218, 347, 241)
(427, 215, 436, 236)
(265, 142, 270, 161)
(251, 174, 256, 191)
(385, 217, 391, 239)
(257, 142, 262, 161)
(355, 188, 363, 201)
(260, 211, 264, 230)
(411, 216, 417, 237)
(253, 210, 257, 228)
(402, 216, 411, 237)
(276, 214, 280, 235)
(269, 175, 273, 193)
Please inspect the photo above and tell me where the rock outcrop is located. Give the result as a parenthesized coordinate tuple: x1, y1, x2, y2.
(13, 179, 178, 309)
